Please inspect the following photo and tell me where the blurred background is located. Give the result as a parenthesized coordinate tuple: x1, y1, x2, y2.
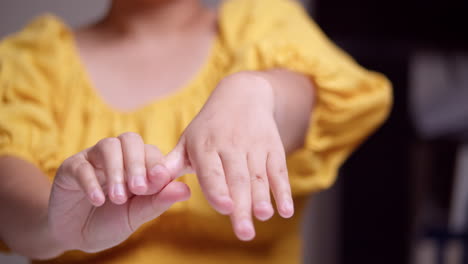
(0, 0, 467, 263)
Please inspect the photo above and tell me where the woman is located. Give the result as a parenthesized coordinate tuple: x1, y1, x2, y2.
(0, 0, 392, 263)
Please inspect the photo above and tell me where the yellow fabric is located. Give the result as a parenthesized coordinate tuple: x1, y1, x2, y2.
(0, 0, 392, 263)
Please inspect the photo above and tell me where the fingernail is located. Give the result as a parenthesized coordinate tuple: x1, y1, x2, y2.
(282, 200, 294, 217)
(90, 189, 103, 204)
(133, 176, 146, 188)
(255, 201, 274, 221)
(150, 165, 166, 176)
(237, 220, 255, 241)
(216, 196, 233, 215)
(257, 201, 272, 211)
(114, 183, 125, 198)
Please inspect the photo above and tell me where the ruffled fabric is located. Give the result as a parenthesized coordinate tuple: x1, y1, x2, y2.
(0, 0, 391, 262)
(0, 15, 68, 178)
(219, 0, 392, 195)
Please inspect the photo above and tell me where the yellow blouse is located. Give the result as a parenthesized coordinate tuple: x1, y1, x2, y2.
(0, 0, 392, 263)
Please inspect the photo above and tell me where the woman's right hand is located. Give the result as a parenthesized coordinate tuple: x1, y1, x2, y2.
(48, 132, 190, 253)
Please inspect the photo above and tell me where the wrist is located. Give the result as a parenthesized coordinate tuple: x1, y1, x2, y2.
(30, 212, 66, 260)
(214, 71, 275, 114)
(43, 215, 67, 259)
(4, 210, 66, 260)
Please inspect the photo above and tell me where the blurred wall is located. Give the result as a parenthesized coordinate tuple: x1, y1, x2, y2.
(0, 0, 227, 38)
(0, 0, 109, 38)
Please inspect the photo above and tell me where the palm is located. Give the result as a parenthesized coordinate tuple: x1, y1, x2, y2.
(49, 184, 135, 252)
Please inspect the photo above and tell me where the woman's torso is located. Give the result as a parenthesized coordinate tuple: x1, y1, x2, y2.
(27, 12, 306, 264)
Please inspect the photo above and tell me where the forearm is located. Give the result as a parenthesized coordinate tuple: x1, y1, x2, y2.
(0, 157, 64, 259)
(258, 69, 315, 153)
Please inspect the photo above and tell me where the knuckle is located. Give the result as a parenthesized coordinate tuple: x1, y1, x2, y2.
(61, 155, 86, 174)
(208, 193, 225, 204)
(228, 134, 242, 148)
(269, 154, 288, 177)
(61, 160, 91, 183)
(144, 144, 164, 162)
(234, 211, 251, 221)
(60, 156, 76, 172)
(107, 167, 124, 182)
(249, 140, 262, 149)
(207, 167, 224, 178)
(277, 165, 288, 176)
(202, 136, 216, 152)
(74, 161, 90, 176)
(231, 173, 249, 186)
(127, 165, 146, 177)
(251, 172, 267, 185)
(118, 132, 141, 142)
(145, 144, 161, 153)
(97, 137, 120, 150)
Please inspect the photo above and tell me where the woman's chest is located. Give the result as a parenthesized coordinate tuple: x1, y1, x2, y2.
(75, 33, 217, 112)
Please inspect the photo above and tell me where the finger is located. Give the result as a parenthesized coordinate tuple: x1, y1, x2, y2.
(144, 144, 171, 195)
(164, 137, 193, 179)
(127, 181, 191, 232)
(267, 151, 294, 218)
(220, 151, 255, 241)
(118, 132, 147, 195)
(71, 158, 105, 207)
(190, 146, 233, 215)
(89, 138, 126, 205)
(247, 152, 274, 221)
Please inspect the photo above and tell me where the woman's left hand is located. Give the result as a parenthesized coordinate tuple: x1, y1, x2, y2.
(164, 71, 294, 241)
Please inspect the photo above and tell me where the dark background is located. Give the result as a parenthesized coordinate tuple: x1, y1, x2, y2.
(308, 0, 468, 263)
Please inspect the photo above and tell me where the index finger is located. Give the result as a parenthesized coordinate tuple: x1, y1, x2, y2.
(144, 144, 172, 195)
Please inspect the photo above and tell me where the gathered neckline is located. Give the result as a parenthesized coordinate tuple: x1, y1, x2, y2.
(62, 19, 225, 116)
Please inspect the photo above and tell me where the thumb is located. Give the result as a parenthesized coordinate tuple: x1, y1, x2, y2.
(127, 181, 191, 232)
(164, 137, 193, 179)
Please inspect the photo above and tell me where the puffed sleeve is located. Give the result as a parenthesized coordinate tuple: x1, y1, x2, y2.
(220, 0, 392, 195)
(0, 15, 81, 252)
(0, 15, 66, 179)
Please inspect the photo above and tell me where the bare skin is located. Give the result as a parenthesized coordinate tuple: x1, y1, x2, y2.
(75, 0, 217, 111)
(0, 0, 314, 259)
